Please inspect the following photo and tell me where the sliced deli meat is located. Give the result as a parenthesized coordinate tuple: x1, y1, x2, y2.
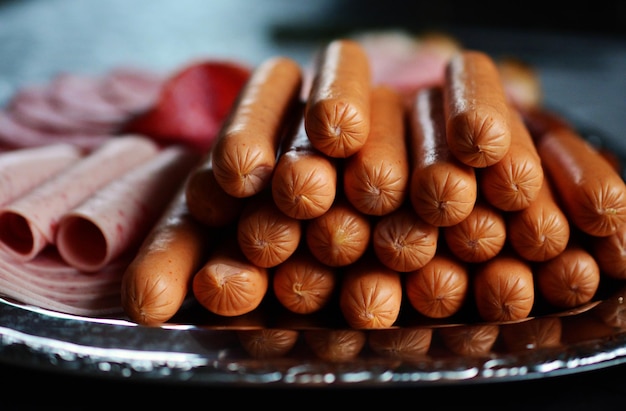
(0, 143, 82, 205)
(0, 135, 159, 262)
(56, 145, 200, 272)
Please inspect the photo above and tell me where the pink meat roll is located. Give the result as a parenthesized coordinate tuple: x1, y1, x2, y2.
(56, 145, 199, 272)
(0, 135, 159, 262)
(0, 143, 82, 206)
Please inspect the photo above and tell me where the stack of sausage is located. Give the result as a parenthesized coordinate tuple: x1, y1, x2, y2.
(121, 38, 626, 329)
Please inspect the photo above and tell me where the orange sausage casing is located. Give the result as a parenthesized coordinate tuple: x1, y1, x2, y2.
(212, 56, 302, 198)
(192, 236, 269, 317)
(405, 251, 469, 319)
(237, 329, 300, 359)
(237, 191, 301, 268)
(525, 109, 626, 237)
(443, 199, 506, 263)
(438, 324, 500, 357)
(184, 148, 245, 227)
(372, 204, 439, 272)
(536, 244, 600, 309)
(478, 109, 544, 211)
(339, 256, 402, 329)
(443, 50, 512, 168)
(121, 187, 212, 326)
(271, 108, 337, 220)
(368, 328, 433, 362)
(473, 252, 534, 322)
(507, 178, 570, 262)
(305, 196, 371, 267)
(408, 86, 477, 227)
(304, 329, 367, 362)
(592, 224, 626, 280)
(305, 38, 372, 158)
(343, 85, 409, 216)
(272, 246, 337, 314)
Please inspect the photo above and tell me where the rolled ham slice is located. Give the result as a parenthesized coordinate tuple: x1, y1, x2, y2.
(0, 143, 82, 206)
(0, 135, 159, 262)
(56, 145, 200, 272)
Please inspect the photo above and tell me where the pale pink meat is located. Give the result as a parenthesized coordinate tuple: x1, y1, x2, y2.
(0, 135, 159, 262)
(0, 143, 82, 206)
(56, 145, 200, 272)
(99, 67, 164, 115)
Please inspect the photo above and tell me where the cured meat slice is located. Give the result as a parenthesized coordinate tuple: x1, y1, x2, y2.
(0, 135, 159, 262)
(99, 67, 164, 115)
(0, 143, 82, 205)
(56, 145, 200, 272)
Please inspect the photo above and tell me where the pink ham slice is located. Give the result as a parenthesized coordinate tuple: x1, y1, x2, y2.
(0, 143, 82, 206)
(0, 135, 159, 262)
(99, 67, 164, 115)
(55, 145, 200, 272)
(0, 247, 126, 317)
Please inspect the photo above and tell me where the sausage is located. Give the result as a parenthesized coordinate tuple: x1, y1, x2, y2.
(339, 255, 402, 329)
(271, 107, 337, 220)
(55, 145, 200, 272)
(443, 199, 506, 263)
(184, 148, 246, 227)
(438, 324, 500, 357)
(120, 186, 212, 326)
(237, 191, 301, 268)
(192, 236, 269, 317)
(367, 327, 433, 361)
(500, 317, 562, 352)
(405, 251, 470, 319)
(478, 108, 544, 211)
(272, 246, 337, 314)
(305, 196, 371, 267)
(304, 38, 372, 158)
(591, 224, 626, 280)
(407, 86, 477, 227)
(343, 85, 409, 216)
(211, 56, 302, 198)
(497, 57, 543, 111)
(371, 204, 438, 272)
(524, 108, 626, 237)
(304, 329, 366, 362)
(0, 135, 159, 262)
(473, 252, 535, 322)
(536, 244, 600, 309)
(443, 50, 512, 168)
(237, 329, 300, 359)
(506, 178, 570, 262)
(0, 143, 82, 206)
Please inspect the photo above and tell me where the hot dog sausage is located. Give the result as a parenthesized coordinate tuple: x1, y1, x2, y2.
(237, 191, 301, 268)
(120, 186, 212, 326)
(497, 57, 543, 111)
(506, 178, 570, 262)
(271, 107, 337, 220)
(443, 50, 512, 168)
(237, 329, 300, 359)
(473, 252, 534, 322)
(438, 324, 500, 357)
(591, 224, 626, 280)
(536, 244, 600, 309)
(305, 196, 371, 267)
(478, 109, 543, 211)
(500, 317, 562, 352)
(304, 329, 366, 362)
(367, 327, 433, 361)
(408, 86, 477, 227)
(212, 56, 302, 198)
(343, 85, 409, 216)
(371, 204, 438, 272)
(405, 251, 469, 319)
(304, 39, 372, 158)
(339, 255, 402, 329)
(443, 199, 506, 263)
(524, 108, 626, 237)
(192, 236, 269, 317)
(272, 246, 337, 314)
(184, 148, 245, 227)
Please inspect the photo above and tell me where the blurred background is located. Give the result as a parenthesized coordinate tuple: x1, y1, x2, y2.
(0, 0, 624, 143)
